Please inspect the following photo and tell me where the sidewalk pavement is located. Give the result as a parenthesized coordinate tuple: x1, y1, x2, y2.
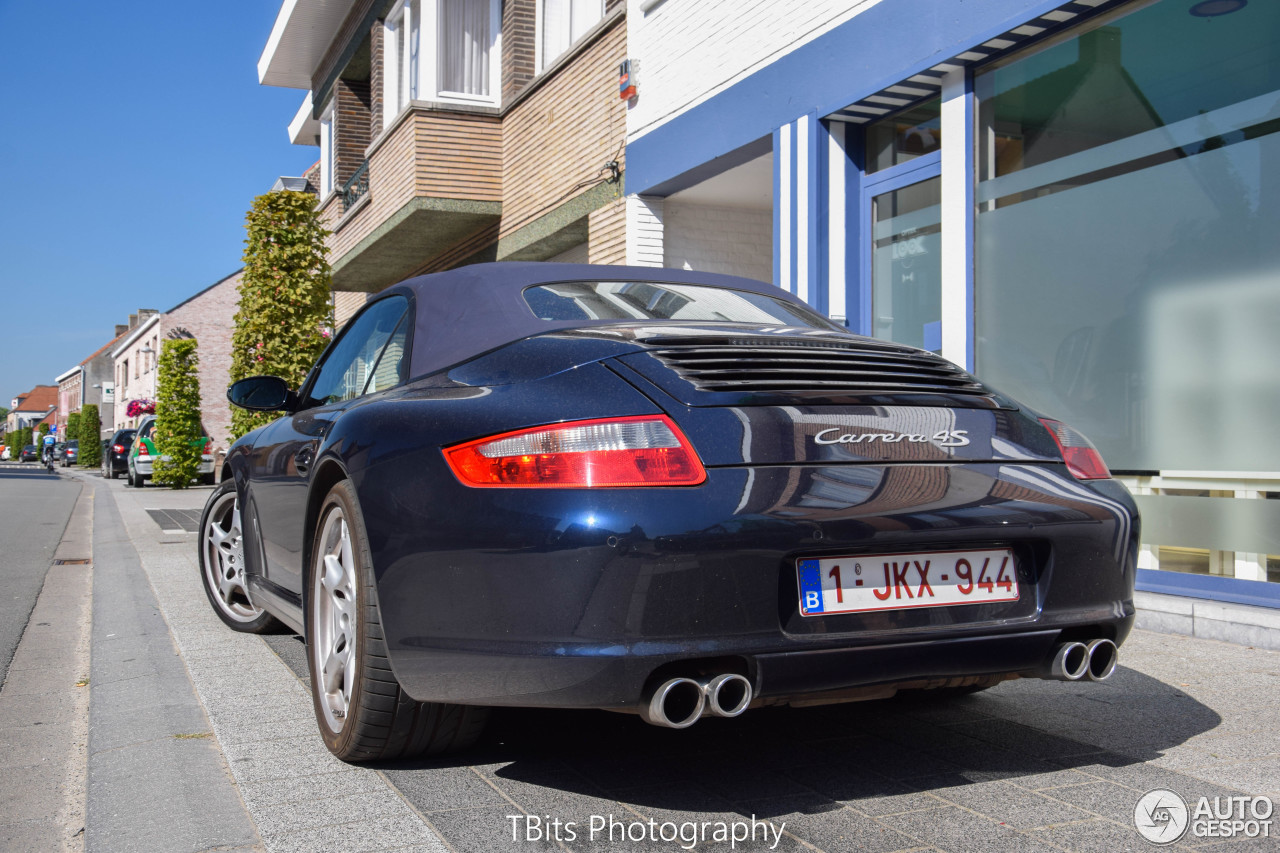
(7, 464, 1280, 852)
(78, 469, 448, 853)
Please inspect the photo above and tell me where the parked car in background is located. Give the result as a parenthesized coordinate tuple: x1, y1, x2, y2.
(19, 445, 39, 462)
(200, 263, 1138, 763)
(59, 440, 79, 467)
(102, 429, 136, 479)
(127, 416, 214, 487)
(0, 445, 9, 460)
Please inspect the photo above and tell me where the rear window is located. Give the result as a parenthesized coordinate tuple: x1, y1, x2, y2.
(523, 281, 836, 329)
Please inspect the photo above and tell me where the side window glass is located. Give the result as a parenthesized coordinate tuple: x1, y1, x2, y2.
(363, 314, 409, 396)
(306, 296, 409, 407)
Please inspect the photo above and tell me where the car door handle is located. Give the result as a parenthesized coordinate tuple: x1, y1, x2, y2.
(294, 447, 313, 476)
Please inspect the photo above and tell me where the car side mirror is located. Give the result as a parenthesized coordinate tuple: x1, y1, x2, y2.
(227, 376, 298, 412)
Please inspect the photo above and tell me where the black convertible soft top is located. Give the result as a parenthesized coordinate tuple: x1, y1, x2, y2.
(382, 262, 818, 379)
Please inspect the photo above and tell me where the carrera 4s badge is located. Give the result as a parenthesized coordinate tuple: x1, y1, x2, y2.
(814, 428, 970, 448)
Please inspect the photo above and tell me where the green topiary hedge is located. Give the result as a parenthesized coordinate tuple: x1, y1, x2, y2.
(78, 405, 102, 467)
(230, 190, 333, 439)
(152, 338, 204, 488)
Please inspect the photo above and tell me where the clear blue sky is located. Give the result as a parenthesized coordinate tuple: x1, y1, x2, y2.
(0, 1, 319, 412)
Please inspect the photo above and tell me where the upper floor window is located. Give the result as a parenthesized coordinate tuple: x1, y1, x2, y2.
(383, 0, 500, 126)
(537, 0, 603, 72)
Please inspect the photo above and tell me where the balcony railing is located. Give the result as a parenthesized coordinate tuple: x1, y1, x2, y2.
(341, 160, 369, 212)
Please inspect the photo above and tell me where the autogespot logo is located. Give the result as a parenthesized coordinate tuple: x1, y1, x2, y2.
(1135, 789, 1190, 845)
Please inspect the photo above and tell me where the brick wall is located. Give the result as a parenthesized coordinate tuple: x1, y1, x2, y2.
(663, 201, 772, 282)
(323, 109, 503, 264)
(588, 197, 626, 265)
(501, 19, 627, 238)
(503, 0, 536, 104)
(334, 291, 368, 329)
(163, 272, 243, 456)
(335, 78, 372, 188)
(628, 0, 880, 140)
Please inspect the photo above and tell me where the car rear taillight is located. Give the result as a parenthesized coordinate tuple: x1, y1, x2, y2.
(113, 444, 124, 453)
(444, 415, 707, 488)
(1039, 418, 1110, 480)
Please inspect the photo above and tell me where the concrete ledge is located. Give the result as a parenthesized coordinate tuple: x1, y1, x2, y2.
(1137, 590, 1280, 650)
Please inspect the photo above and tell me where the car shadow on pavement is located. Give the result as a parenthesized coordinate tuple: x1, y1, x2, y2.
(263, 632, 1227, 849)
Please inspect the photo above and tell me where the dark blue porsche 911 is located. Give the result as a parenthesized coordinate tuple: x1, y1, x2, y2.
(199, 262, 1138, 762)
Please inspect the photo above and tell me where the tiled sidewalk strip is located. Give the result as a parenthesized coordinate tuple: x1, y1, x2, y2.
(104, 480, 449, 853)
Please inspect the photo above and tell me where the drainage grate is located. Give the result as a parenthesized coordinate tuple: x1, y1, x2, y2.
(52, 559, 92, 565)
(145, 509, 202, 533)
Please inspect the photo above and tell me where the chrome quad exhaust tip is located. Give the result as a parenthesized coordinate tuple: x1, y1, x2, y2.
(1044, 641, 1090, 681)
(701, 673, 753, 718)
(640, 677, 706, 729)
(1034, 639, 1119, 682)
(1084, 638, 1118, 681)
(639, 673, 754, 728)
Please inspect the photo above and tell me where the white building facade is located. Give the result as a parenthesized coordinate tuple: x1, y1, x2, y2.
(622, 0, 1280, 608)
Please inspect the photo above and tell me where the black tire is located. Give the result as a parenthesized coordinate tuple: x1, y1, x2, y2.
(198, 480, 279, 634)
(306, 480, 488, 762)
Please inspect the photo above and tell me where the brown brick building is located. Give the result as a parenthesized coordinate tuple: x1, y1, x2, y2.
(259, 0, 628, 318)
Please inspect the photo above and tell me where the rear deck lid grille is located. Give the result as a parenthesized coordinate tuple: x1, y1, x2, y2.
(649, 338, 991, 398)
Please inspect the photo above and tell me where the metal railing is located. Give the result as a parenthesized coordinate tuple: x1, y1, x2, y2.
(341, 160, 369, 212)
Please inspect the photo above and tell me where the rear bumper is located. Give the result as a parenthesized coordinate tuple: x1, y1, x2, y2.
(383, 621, 1134, 709)
(134, 454, 214, 477)
(360, 459, 1139, 710)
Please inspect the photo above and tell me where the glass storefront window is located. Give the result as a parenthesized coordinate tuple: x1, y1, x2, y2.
(974, 0, 1280, 472)
(872, 177, 941, 352)
(972, 0, 1280, 584)
(865, 98, 941, 174)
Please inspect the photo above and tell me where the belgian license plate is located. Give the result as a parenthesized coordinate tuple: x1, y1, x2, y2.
(797, 548, 1018, 616)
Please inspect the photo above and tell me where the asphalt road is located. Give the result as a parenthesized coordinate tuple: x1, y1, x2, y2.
(0, 461, 81, 681)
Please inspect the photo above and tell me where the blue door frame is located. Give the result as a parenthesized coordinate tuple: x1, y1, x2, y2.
(856, 150, 942, 340)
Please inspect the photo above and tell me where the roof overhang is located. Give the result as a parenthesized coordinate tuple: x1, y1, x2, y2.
(55, 365, 83, 383)
(258, 0, 359, 89)
(289, 92, 321, 145)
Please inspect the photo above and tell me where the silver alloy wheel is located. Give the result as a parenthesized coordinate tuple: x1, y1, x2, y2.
(312, 506, 358, 734)
(201, 488, 264, 623)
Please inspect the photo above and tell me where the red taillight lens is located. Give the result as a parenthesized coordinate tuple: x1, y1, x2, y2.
(1039, 418, 1110, 480)
(444, 415, 707, 488)
(113, 444, 124, 453)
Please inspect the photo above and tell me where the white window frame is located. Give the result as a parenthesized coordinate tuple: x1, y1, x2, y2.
(535, 0, 604, 74)
(383, 0, 501, 128)
(319, 100, 336, 197)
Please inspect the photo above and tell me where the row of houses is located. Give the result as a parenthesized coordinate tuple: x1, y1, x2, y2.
(4, 272, 243, 459)
(256, 0, 1278, 609)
